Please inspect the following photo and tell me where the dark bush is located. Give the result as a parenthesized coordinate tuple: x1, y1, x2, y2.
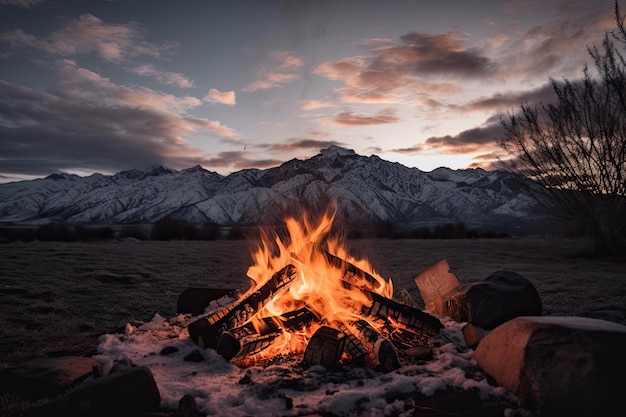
(0, 227, 36, 242)
(35, 224, 76, 241)
(73, 225, 115, 241)
(197, 222, 220, 240)
(151, 217, 199, 240)
(117, 225, 149, 240)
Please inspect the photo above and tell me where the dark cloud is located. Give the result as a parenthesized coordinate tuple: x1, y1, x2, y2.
(333, 108, 400, 126)
(396, 32, 496, 78)
(0, 67, 238, 178)
(392, 120, 504, 156)
(497, 5, 613, 80)
(203, 151, 282, 170)
(422, 122, 505, 154)
(314, 31, 493, 105)
(463, 82, 557, 112)
(263, 139, 347, 152)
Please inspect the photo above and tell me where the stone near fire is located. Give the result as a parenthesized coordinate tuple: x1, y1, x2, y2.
(0, 356, 100, 401)
(426, 270, 542, 329)
(413, 258, 461, 305)
(462, 323, 490, 349)
(475, 316, 626, 417)
(22, 366, 161, 417)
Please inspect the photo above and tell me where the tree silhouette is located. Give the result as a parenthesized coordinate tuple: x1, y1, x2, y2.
(499, 2, 626, 255)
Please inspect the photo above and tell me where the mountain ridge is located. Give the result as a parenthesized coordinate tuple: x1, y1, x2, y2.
(0, 146, 534, 234)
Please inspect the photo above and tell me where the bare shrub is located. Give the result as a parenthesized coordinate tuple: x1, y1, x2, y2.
(499, 3, 626, 255)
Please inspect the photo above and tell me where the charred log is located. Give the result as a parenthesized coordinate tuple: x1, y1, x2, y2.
(337, 323, 374, 368)
(219, 307, 319, 360)
(302, 326, 346, 368)
(363, 292, 443, 340)
(235, 332, 283, 359)
(351, 320, 400, 372)
(324, 251, 383, 292)
(187, 264, 297, 350)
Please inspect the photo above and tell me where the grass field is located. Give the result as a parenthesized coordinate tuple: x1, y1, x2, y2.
(1, 237, 624, 369)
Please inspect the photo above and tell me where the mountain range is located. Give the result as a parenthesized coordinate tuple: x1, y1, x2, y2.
(0, 146, 535, 234)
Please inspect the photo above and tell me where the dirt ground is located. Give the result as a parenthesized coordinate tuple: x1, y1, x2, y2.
(1, 237, 624, 369)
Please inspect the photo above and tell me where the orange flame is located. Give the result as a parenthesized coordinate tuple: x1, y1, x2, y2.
(241, 209, 393, 361)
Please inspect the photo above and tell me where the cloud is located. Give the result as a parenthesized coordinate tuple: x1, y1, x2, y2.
(0, 0, 43, 7)
(262, 139, 347, 152)
(130, 64, 194, 88)
(243, 50, 304, 92)
(203, 88, 236, 106)
(203, 151, 282, 170)
(495, 4, 614, 80)
(395, 121, 505, 156)
(300, 99, 336, 110)
(53, 59, 202, 113)
(313, 31, 492, 104)
(0, 14, 174, 62)
(333, 108, 401, 126)
(462, 82, 557, 112)
(197, 120, 240, 141)
(273, 51, 304, 70)
(242, 72, 300, 92)
(0, 62, 239, 178)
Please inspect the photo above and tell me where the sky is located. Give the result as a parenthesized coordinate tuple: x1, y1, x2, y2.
(0, 0, 622, 183)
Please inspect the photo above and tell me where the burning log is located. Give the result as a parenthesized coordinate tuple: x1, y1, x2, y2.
(234, 332, 283, 359)
(187, 264, 297, 350)
(364, 292, 443, 343)
(324, 251, 383, 292)
(337, 324, 373, 368)
(350, 320, 401, 372)
(217, 307, 319, 360)
(303, 326, 346, 368)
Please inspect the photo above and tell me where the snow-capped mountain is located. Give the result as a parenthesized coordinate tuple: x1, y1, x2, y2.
(0, 146, 535, 234)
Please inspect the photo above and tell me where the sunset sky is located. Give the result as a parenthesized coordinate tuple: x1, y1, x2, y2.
(0, 0, 621, 183)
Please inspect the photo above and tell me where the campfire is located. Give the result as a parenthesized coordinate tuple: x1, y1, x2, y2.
(187, 210, 443, 371)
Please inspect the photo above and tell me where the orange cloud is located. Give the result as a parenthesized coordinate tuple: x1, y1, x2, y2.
(131, 64, 193, 88)
(0, 14, 172, 61)
(203, 88, 236, 106)
(242, 72, 300, 92)
(300, 99, 336, 110)
(333, 108, 401, 126)
(314, 32, 482, 105)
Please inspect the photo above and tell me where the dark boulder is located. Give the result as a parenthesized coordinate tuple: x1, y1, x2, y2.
(475, 316, 626, 417)
(426, 271, 542, 329)
(0, 356, 100, 401)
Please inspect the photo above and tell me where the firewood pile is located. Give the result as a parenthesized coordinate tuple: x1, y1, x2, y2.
(185, 212, 443, 372)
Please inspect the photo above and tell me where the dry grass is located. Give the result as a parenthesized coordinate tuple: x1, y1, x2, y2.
(0, 237, 624, 369)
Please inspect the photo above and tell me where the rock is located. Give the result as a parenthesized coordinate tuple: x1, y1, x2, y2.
(426, 270, 542, 329)
(183, 349, 204, 362)
(160, 346, 179, 356)
(475, 316, 626, 417)
(0, 356, 100, 401)
(413, 259, 461, 305)
(178, 394, 198, 417)
(176, 287, 237, 315)
(461, 323, 490, 349)
(23, 366, 161, 417)
(402, 346, 434, 361)
(109, 358, 134, 374)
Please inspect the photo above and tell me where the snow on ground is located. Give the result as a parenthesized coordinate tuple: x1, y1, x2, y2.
(95, 298, 526, 417)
